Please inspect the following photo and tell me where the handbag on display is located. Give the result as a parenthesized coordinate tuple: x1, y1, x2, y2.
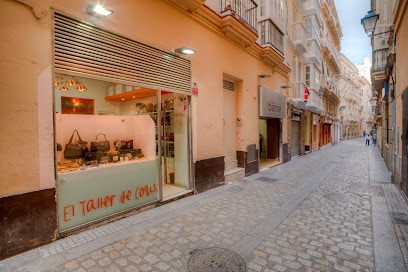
(91, 133, 110, 153)
(114, 139, 133, 151)
(121, 140, 133, 150)
(63, 130, 88, 159)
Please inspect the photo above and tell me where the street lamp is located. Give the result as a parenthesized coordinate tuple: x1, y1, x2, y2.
(361, 10, 393, 37)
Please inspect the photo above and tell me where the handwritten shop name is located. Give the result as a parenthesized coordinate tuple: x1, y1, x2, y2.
(63, 184, 158, 222)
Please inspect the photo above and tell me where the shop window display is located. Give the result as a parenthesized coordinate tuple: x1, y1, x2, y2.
(54, 74, 161, 231)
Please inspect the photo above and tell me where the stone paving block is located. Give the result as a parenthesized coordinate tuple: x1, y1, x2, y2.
(2, 140, 408, 272)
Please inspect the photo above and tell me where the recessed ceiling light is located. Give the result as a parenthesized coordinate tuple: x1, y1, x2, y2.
(175, 47, 196, 55)
(87, 4, 113, 17)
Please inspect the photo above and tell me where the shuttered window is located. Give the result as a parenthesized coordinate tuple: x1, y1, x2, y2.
(53, 12, 191, 93)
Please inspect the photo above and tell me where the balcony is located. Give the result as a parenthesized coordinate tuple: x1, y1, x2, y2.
(321, 0, 341, 40)
(217, 0, 258, 47)
(321, 37, 340, 72)
(304, 39, 321, 66)
(291, 23, 307, 55)
(221, 0, 257, 33)
(259, 19, 284, 55)
(289, 81, 307, 108)
(319, 74, 340, 97)
(302, 0, 321, 17)
(372, 48, 388, 90)
(289, 82, 323, 113)
(305, 88, 324, 113)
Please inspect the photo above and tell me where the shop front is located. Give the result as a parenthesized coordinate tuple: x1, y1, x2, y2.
(320, 116, 332, 146)
(258, 87, 286, 165)
(53, 12, 192, 232)
(312, 114, 320, 151)
(290, 109, 302, 158)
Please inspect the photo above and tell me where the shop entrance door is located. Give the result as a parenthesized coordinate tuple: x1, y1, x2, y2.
(161, 92, 192, 201)
(223, 83, 237, 171)
(267, 118, 279, 160)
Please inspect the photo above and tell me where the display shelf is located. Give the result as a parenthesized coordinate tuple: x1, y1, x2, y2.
(58, 157, 151, 175)
(105, 88, 156, 101)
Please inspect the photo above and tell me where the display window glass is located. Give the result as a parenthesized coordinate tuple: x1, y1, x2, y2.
(54, 73, 161, 231)
(54, 73, 192, 232)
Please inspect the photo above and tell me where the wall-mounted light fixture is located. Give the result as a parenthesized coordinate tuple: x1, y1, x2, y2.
(361, 10, 393, 37)
(87, 4, 113, 17)
(258, 74, 271, 78)
(174, 47, 196, 55)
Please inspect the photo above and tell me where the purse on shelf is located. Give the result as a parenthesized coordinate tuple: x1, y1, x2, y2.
(120, 140, 133, 150)
(91, 133, 110, 152)
(63, 130, 88, 159)
(114, 140, 135, 156)
(114, 139, 133, 151)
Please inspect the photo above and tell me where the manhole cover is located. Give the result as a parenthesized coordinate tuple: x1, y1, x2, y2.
(188, 247, 246, 272)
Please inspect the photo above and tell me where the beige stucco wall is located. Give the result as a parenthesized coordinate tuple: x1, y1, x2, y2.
(0, 0, 289, 196)
(0, 0, 53, 195)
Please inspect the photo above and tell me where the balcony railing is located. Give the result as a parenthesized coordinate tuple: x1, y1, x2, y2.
(260, 19, 284, 54)
(319, 74, 340, 97)
(290, 81, 323, 113)
(321, 37, 340, 70)
(305, 24, 321, 45)
(372, 48, 387, 73)
(306, 88, 323, 113)
(221, 0, 257, 32)
(292, 22, 306, 42)
(291, 22, 307, 54)
(293, 81, 306, 101)
(304, 40, 321, 65)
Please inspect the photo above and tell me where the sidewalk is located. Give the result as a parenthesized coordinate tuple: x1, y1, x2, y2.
(1, 138, 407, 271)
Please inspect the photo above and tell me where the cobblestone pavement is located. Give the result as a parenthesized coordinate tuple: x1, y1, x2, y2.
(1, 138, 408, 271)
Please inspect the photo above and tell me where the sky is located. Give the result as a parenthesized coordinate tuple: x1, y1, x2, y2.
(333, 0, 372, 66)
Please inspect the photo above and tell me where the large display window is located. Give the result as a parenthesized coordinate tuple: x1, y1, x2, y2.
(54, 74, 191, 232)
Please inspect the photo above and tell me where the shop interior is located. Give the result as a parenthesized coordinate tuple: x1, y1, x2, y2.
(259, 119, 280, 170)
(54, 73, 191, 200)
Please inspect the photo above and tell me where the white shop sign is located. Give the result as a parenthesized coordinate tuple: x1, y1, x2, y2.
(259, 87, 286, 119)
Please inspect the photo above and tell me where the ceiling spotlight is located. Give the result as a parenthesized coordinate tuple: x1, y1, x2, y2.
(174, 47, 196, 55)
(87, 4, 113, 17)
(258, 74, 271, 78)
(280, 85, 291, 89)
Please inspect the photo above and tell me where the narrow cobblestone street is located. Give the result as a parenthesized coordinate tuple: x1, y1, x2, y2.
(1, 138, 408, 272)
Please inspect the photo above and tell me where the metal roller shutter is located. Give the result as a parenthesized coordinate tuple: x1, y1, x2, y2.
(291, 120, 300, 158)
(53, 12, 191, 93)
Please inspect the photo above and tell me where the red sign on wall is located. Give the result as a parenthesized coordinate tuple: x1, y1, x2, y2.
(192, 82, 198, 95)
